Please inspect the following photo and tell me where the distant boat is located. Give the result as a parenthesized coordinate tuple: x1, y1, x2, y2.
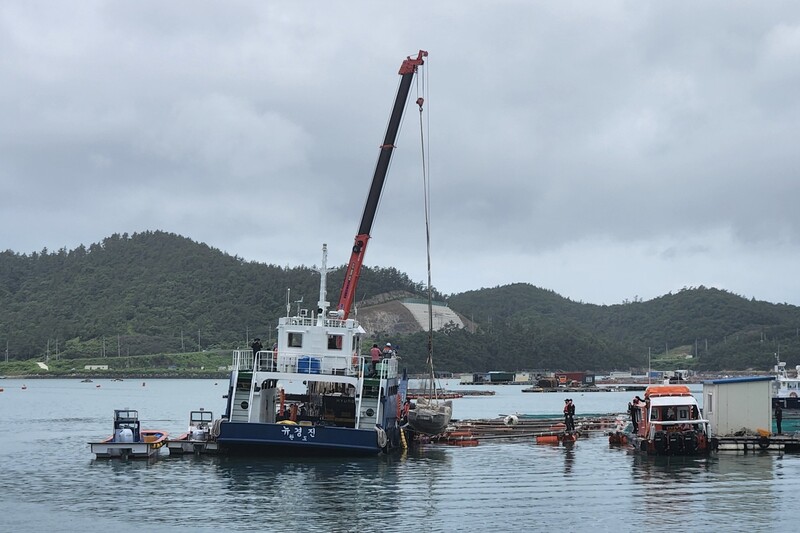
(772, 357, 800, 410)
(81, 378, 93, 383)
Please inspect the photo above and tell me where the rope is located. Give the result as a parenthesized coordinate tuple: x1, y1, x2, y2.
(417, 63, 440, 402)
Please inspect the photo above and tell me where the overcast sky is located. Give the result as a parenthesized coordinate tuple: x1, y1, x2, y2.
(3, 1, 800, 306)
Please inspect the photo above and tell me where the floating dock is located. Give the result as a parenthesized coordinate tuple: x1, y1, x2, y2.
(711, 434, 800, 453)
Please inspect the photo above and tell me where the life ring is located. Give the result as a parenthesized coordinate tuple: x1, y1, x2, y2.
(758, 436, 771, 450)
(396, 395, 402, 419)
(790, 392, 797, 398)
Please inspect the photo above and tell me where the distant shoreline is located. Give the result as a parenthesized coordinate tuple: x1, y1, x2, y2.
(0, 372, 229, 380)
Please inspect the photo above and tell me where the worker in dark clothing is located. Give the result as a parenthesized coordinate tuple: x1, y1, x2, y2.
(628, 400, 639, 433)
(251, 338, 263, 357)
(564, 399, 576, 432)
(775, 403, 783, 435)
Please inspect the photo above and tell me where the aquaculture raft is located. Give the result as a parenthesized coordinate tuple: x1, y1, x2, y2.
(428, 415, 619, 446)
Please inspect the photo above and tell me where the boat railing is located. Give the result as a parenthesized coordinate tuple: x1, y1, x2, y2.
(231, 350, 254, 371)
(375, 356, 399, 379)
(232, 350, 397, 378)
(279, 316, 358, 329)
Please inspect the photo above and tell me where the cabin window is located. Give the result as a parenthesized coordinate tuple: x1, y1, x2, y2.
(288, 332, 303, 348)
(707, 393, 713, 414)
(327, 334, 343, 350)
(678, 408, 688, 420)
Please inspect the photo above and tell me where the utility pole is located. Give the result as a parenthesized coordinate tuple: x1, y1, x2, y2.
(198, 330, 201, 351)
(181, 330, 185, 352)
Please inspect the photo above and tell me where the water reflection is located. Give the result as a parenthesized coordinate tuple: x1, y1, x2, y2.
(563, 442, 575, 475)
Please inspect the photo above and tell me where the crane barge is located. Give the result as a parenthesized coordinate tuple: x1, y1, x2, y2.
(213, 51, 426, 456)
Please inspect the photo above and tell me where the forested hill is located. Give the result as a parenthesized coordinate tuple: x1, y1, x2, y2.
(447, 284, 800, 372)
(2, 231, 799, 372)
(0, 231, 429, 360)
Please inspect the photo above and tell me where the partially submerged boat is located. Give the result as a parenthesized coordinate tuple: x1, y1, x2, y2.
(89, 409, 168, 459)
(407, 397, 452, 436)
(166, 409, 219, 455)
(627, 385, 710, 456)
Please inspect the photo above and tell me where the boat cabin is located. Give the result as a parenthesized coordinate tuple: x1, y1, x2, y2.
(112, 409, 142, 442)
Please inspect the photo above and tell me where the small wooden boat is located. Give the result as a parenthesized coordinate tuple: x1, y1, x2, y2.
(89, 409, 168, 459)
(166, 409, 220, 455)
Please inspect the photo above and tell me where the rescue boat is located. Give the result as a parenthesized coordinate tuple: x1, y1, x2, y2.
(627, 385, 710, 456)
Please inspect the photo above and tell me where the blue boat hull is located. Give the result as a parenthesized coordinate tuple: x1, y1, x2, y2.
(216, 421, 387, 456)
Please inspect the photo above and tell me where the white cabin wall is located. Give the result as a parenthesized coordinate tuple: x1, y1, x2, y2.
(705, 380, 772, 436)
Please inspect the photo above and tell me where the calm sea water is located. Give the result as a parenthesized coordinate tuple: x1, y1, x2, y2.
(0, 379, 796, 532)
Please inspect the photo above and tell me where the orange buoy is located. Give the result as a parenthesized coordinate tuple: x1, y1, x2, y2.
(536, 435, 559, 444)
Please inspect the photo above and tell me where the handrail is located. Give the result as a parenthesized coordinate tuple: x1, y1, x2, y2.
(231, 350, 396, 379)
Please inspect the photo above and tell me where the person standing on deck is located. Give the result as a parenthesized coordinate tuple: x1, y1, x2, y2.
(382, 342, 395, 358)
(370, 344, 381, 375)
(628, 399, 639, 433)
(775, 403, 783, 435)
(568, 399, 576, 431)
(564, 399, 576, 432)
(251, 338, 262, 357)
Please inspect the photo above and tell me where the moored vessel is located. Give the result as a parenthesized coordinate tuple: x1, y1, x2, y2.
(772, 358, 800, 410)
(166, 408, 220, 455)
(89, 409, 168, 459)
(214, 247, 407, 455)
(626, 385, 710, 456)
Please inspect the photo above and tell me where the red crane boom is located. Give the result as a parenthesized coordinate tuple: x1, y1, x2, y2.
(336, 50, 427, 319)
